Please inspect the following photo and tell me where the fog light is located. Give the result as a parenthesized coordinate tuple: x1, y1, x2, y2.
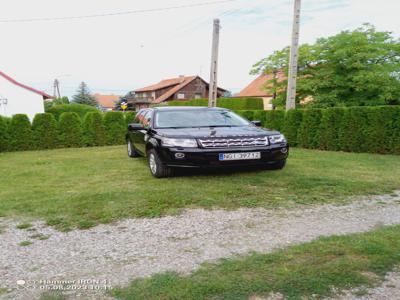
(175, 153, 185, 159)
(281, 148, 288, 154)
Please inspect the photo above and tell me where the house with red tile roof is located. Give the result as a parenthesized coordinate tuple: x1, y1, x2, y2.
(235, 71, 286, 110)
(129, 75, 226, 109)
(0, 71, 52, 120)
(94, 93, 121, 111)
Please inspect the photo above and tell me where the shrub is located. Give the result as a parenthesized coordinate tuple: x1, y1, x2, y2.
(168, 99, 207, 107)
(235, 110, 256, 121)
(282, 109, 302, 146)
(82, 112, 107, 147)
(363, 107, 389, 154)
(47, 103, 98, 120)
(319, 108, 345, 151)
(58, 112, 82, 148)
(103, 111, 126, 145)
(125, 112, 136, 126)
(298, 109, 322, 149)
(32, 113, 58, 150)
(253, 110, 267, 125)
(168, 97, 264, 110)
(391, 107, 400, 154)
(218, 97, 264, 110)
(339, 107, 369, 153)
(0, 116, 10, 152)
(9, 114, 32, 151)
(264, 110, 285, 131)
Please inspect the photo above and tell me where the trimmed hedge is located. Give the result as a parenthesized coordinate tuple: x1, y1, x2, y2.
(282, 109, 302, 147)
(103, 112, 126, 145)
(82, 112, 107, 147)
(168, 97, 264, 110)
(241, 105, 400, 154)
(1, 105, 400, 155)
(58, 112, 82, 148)
(47, 103, 98, 120)
(9, 114, 32, 151)
(32, 113, 58, 150)
(264, 110, 285, 131)
(0, 116, 10, 152)
(125, 112, 136, 126)
(392, 107, 400, 154)
(339, 107, 369, 153)
(298, 109, 322, 149)
(235, 110, 257, 121)
(319, 108, 344, 151)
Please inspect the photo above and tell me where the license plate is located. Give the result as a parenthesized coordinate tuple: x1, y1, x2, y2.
(219, 152, 261, 161)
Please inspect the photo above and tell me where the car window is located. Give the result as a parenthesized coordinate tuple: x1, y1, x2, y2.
(142, 110, 153, 128)
(134, 110, 147, 124)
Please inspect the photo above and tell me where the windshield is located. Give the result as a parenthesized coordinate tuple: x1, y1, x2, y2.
(154, 110, 251, 128)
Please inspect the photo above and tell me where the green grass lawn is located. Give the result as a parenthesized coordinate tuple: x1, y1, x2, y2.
(0, 146, 399, 230)
(110, 225, 400, 300)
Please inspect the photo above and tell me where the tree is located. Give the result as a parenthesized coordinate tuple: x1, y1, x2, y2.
(0, 116, 10, 152)
(72, 82, 97, 106)
(251, 24, 400, 108)
(32, 113, 58, 149)
(82, 111, 107, 146)
(58, 112, 82, 148)
(9, 114, 32, 151)
(103, 112, 126, 145)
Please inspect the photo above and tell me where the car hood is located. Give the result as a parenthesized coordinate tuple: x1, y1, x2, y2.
(155, 126, 280, 138)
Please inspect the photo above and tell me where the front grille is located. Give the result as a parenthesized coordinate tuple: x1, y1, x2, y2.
(198, 136, 268, 148)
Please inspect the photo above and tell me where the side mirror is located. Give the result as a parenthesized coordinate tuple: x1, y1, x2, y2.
(251, 120, 262, 127)
(128, 123, 145, 131)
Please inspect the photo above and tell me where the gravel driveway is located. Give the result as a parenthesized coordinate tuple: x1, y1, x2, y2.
(1, 191, 400, 300)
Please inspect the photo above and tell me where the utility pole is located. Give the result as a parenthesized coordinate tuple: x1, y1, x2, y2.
(208, 18, 220, 108)
(53, 79, 61, 99)
(286, 0, 301, 111)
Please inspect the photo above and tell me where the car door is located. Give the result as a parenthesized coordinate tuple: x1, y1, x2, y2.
(135, 109, 153, 155)
(130, 110, 147, 155)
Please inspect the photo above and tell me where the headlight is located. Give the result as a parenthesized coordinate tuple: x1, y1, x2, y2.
(269, 134, 286, 144)
(161, 137, 198, 148)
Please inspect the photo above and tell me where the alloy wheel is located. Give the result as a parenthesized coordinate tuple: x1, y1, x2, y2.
(149, 153, 157, 174)
(127, 141, 132, 156)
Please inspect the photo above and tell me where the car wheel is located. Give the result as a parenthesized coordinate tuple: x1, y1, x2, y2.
(267, 159, 286, 170)
(127, 139, 141, 158)
(147, 149, 173, 178)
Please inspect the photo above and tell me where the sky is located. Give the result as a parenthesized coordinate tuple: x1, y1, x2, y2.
(1, 0, 400, 98)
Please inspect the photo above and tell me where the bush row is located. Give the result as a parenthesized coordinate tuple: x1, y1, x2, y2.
(235, 106, 400, 154)
(168, 97, 264, 110)
(46, 103, 99, 120)
(0, 111, 128, 152)
(2, 106, 399, 155)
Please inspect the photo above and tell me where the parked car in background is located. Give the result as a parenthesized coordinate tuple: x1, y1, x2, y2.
(126, 107, 289, 178)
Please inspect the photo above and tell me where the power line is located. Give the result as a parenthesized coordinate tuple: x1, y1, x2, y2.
(0, 0, 237, 23)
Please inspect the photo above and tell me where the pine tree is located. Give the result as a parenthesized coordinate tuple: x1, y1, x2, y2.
(72, 82, 97, 106)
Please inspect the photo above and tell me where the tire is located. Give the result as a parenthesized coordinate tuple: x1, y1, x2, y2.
(267, 159, 286, 170)
(127, 139, 141, 158)
(147, 149, 173, 178)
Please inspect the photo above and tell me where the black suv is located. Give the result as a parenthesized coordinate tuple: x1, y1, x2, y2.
(126, 107, 289, 178)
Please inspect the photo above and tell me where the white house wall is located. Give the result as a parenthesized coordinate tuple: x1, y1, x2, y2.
(0, 76, 45, 121)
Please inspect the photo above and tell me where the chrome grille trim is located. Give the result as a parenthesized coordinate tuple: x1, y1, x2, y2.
(198, 136, 269, 148)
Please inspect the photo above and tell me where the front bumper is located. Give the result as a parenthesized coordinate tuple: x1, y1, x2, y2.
(158, 143, 289, 168)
